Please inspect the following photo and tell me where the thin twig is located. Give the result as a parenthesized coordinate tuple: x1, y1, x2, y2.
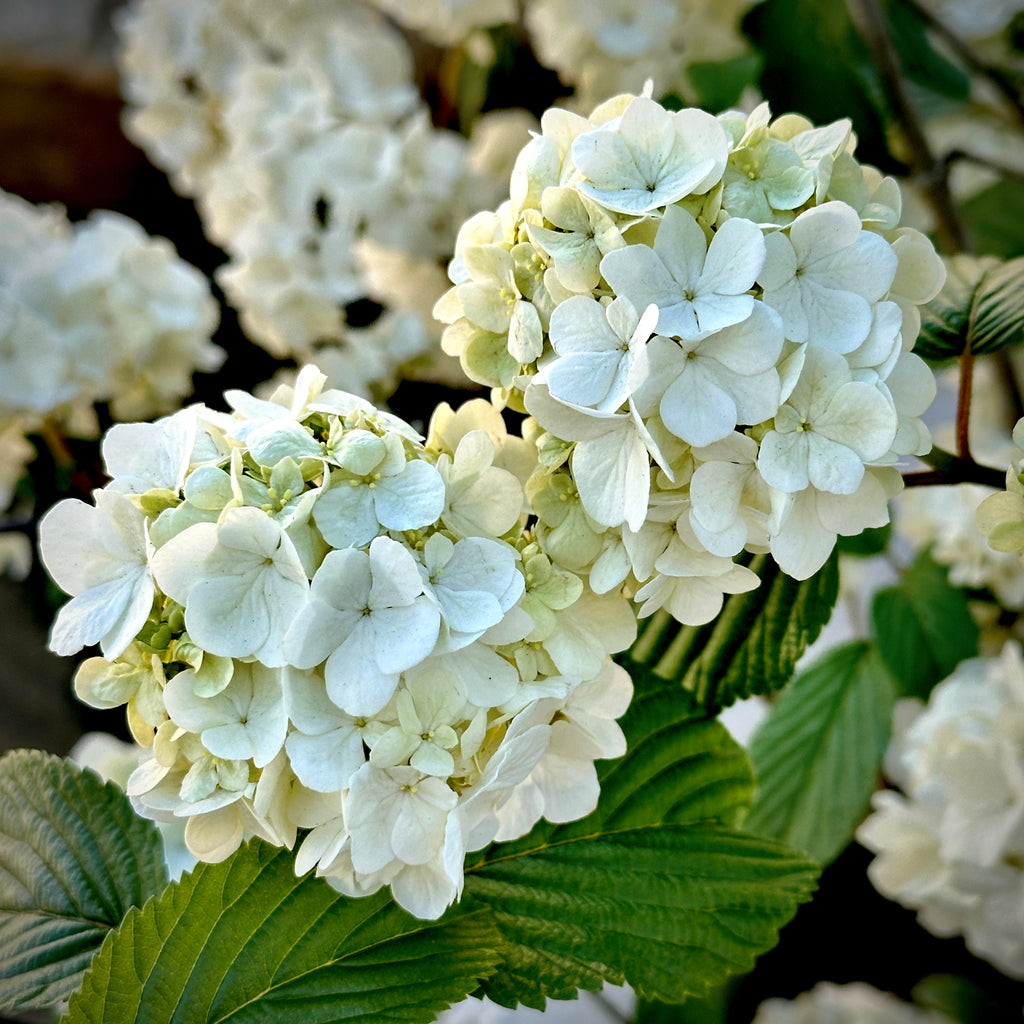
(904, 445, 1005, 488)
(845, 0, 970, 252)
(957, 346, 975, 459)
(900, 0, 1024, 128)
(944, 148, 1024, 183)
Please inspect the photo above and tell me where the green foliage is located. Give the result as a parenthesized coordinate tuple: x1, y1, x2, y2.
(872, 548, 979, 699)
(916, 254, 1024, 361)
(744, 641, 897, 865)
(66, 841, 503, 1024)
(466, 825, 818, 1008)
(622, 552, 839, 711)
(912, 973, 1010, 1024)
(836, 522, 892, 557)
(687, 53, 764, 112)
(464, 696, 814, 1009)
(744, 0, 893, 169)
(885, 0, 970, 100)
(0, 750, 168, 1012)
(961, 178, 1024, 260)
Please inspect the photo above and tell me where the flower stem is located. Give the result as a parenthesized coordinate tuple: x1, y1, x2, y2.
(904, 445, 1004, 488)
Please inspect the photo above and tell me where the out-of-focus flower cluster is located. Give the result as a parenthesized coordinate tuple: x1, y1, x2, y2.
(752, 982, 955, 1024)
(38, 366, 635, 920)
(115, 0, 527, 394)
(896, 360, 1024, 618)
(436, 88, 944, 626)
(369, 0, 759, 114)
(977, 414, 1024, 578)
(857, 643, 1024, 979)
(0, 186, 222, 443)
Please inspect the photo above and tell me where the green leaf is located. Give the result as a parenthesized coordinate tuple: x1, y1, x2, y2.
(744, 641, 897, 865)
(886, 0, 970, 101)
(622, 552, 840, 712)
(503, 694, 755, 856)
(0, 749, 168, 1012)
(872, 548, 979, 699)
(466, 825, 818, 1008)
(464, 696, 811, 1009)
(916, 254, 1024, 361)
(961, 178, 1024, 260)
(66, 841, 502, 1024)
(744, 0, 895, 171)
(836, 521, 891, 557)
(912, 973, 1005, 1024)
(687, 53, 764, 112)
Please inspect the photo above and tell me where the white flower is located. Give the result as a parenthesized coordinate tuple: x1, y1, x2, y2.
(758, 201, 898, 353)
(346, 762, 458, 874)
(312, 430, 445, 549)
(150, 505, 309, 666)
(101, 408, 197, 495)
(534, 295, 656, 414)
(39, 490, 155, 659)
(753, 982, 956, 1024)
(284, 668, 369, 793)
(421, 533, 524, 649)
(858, 643, 1024, 979)
(572, 97, 729, 215)
(757, 347, 896, 495)
(600, 205, 765, 340)
(164, 662, 289, 769)
(633, 301, 784, 448)
(282, 537, 441, 715)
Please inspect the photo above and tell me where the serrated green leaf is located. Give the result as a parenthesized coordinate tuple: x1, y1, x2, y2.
(744, 641, 896, 865)
(872, 548, 979, 699)
(621, 552, 839, 712)
(464, 701, 781, 1009)
(0, 749, 167, 1012)
(916, 254, 1024, 361)
(465, 825, 818, 1008)
(66, 840, 502, 1024)
(497, 696, 755, 858)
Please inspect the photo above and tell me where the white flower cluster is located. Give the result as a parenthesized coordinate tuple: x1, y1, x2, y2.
(0, 187, 222, 431)
(365, 0, 517, 45)
(899, 362, 1024, 611)
(38, 366, 636, 920)
(524, 0, 758, 111)
(857, 643, 1024, 978)
(435, 90, 944, 625)
(977, 414, 1024, 596)
(116, 0, 519, 391)
(367, 0, 758, 114)
(753, 982, 955, 1024)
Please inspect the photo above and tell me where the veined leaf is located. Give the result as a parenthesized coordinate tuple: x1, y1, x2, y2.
(0, 749, 167, 1012)
(621, 552, 839, 711)
(744, 641, 896, 864)
(916, 254, 1024, 361)
(466, 825, 818, 1008)
(464, 697, 814, 1008)
(66, 841, 502, 1024)
(872, 548, 979, 699)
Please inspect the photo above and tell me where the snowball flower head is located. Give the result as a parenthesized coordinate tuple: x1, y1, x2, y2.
(857, 643, 1024, 978)
(39, 366, 636, 920)
(753, 982, 955, 1024)
(436, 90, 942, 623)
